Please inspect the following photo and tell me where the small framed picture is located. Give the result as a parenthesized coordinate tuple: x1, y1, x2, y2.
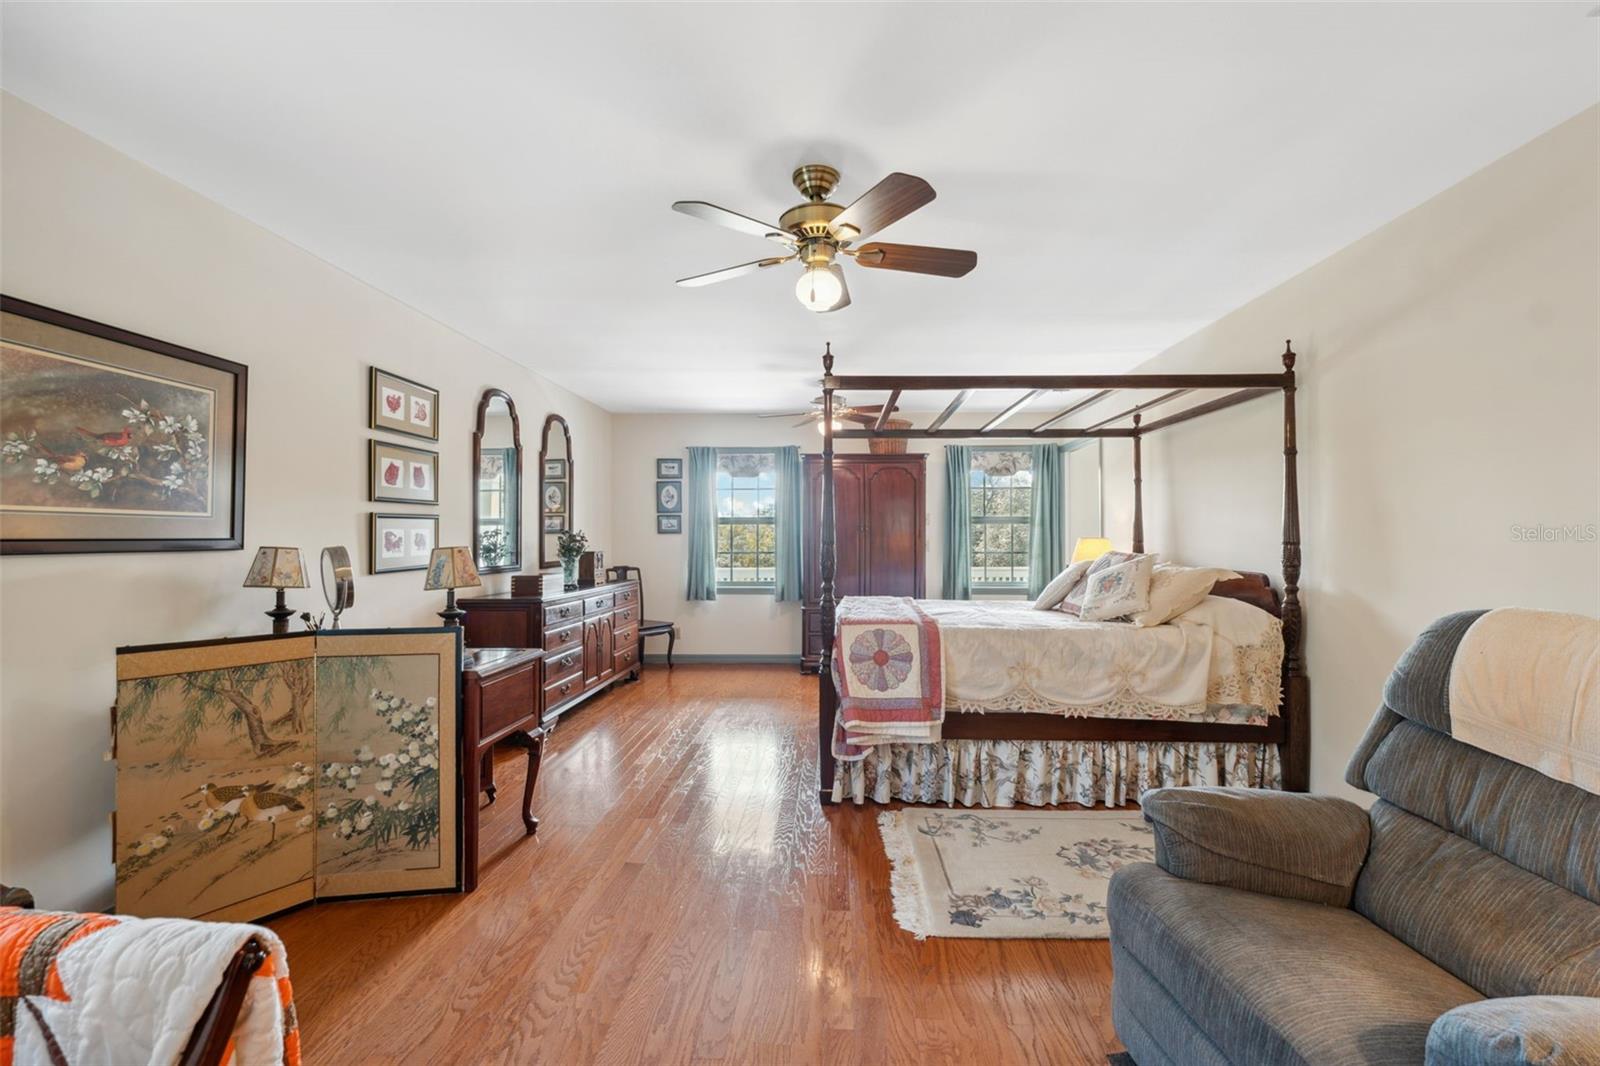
(656, 458, 682, 479)
(656, 480, 682, 514)
(543, 481, 566, 515)
(370, 367, 439, 442)
(657, 514, 681, 534)
(543, 515, 566, 533)
(370, 512, 440, 573)
(543, 458, 566, 480)
(370, 440, 440, 504)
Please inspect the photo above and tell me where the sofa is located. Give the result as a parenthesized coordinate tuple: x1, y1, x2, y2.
(1108, 609, 1600, 1066)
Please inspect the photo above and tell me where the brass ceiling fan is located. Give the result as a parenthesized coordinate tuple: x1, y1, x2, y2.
(673, 165, 977, 313)
(758, 389, 900, 433)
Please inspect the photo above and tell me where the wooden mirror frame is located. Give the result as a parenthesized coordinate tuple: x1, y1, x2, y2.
(472, 388, 523, 575)
(538, 413, 573, 570)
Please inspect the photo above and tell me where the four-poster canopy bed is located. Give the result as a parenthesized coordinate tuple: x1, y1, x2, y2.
(815, 342, 1309, 805)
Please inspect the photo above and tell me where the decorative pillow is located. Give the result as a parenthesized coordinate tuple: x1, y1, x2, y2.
(1130, 564, 1241, 628)
(1058, 550, 1140, 616)
(1032, 560, 1094, 611)
(1079, 554, 1155, 622)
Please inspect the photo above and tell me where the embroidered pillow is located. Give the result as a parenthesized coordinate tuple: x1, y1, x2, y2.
(1131, 565, 1242, 628)
(1058, 550, 1140, 616)
(1079, 554, 1155, 622)
(1032, 560, 1094, 611)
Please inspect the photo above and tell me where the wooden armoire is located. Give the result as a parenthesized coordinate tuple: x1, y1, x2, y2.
(801, 452, 927, 672)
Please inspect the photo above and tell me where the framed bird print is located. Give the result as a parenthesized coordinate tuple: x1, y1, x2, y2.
(114, 627, 462, 921)
(369, 367, 439, 442)
(0, 296, 248, 555)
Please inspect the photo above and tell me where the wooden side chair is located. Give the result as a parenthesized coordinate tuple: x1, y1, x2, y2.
(605, 565, 678, 669)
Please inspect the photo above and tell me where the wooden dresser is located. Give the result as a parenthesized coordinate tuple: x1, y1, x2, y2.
(801, 453, 927, 672)
(459, 577, 642, 722)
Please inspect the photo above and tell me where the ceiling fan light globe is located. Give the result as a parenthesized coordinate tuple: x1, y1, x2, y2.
(815, 416, 844, 436)
(795, 264, 846, 312)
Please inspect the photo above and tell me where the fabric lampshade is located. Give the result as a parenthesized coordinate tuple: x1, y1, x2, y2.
(1071, 537, 1114, 564)
(242, 546, 308, 589)
(424, 546, 482, 591)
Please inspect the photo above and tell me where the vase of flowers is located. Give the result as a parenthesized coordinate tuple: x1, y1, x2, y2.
(557, 529, 588, 589)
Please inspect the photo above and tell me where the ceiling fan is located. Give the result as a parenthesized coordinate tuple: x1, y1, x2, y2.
(673, 164, 978, 313)
(759, 389, 900, 434)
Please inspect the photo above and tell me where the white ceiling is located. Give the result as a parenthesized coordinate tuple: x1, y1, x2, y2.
(2, 3, 1595, 415)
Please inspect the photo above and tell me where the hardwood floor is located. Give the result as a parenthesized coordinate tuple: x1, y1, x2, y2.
(270, 664, 1121, 1065)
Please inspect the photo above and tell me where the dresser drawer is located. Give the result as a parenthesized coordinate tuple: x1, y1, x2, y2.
(477, 664, 537, 741)
(544, 673, 583, 709)
(613, 641, 639, 675)
(544, 619, 582, 653)
(543, 645, 583, 686)
(612, 602, 639, 629)
(583, 592, 615, 615)
(615, 583, 638, 607)
(543, 599, 581, 626)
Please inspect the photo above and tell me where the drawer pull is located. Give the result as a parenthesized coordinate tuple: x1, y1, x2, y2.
(620, 651, 633, 663)
(559, 605, 573, 617)
(558, 680, 575, 695)
(557, 629, 575, 644)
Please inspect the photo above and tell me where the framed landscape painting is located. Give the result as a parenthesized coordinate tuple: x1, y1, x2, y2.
(370, 512, 439, 574)
(370, 440, 439, 505)
(1, 297, 247, 555)
(369, 367, 438, 442)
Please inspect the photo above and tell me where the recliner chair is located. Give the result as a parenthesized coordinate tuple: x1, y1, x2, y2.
(1108, 609, 1600, 1066)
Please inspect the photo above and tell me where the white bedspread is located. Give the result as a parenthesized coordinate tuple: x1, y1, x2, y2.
(922, 595, 1283, 723)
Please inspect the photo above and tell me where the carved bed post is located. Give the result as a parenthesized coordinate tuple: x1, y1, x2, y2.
(818, 343, 839, 803)
(1131, 412, 1145, 553)
(1280, 341, 1311, 792)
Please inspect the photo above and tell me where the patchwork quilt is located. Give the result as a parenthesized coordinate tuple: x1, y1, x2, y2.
(831, 597, 946, 760)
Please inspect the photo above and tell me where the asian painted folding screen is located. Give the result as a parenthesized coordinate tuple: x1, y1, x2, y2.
(113, 628, 460, 921)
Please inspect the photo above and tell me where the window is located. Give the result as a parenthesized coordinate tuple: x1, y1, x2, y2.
(476, 448, 518, 569)
(969, 449, 1034, 589)
(715, 450, 777, 587)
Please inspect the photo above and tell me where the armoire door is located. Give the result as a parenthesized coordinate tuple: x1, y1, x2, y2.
(863, 462, 924, 598)
(806, 459, 866, 600)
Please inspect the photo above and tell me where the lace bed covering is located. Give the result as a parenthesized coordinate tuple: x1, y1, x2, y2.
(921, 594, 1284, 725)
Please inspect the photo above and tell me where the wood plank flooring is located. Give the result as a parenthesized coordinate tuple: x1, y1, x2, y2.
(270, 665, 1121, 1065)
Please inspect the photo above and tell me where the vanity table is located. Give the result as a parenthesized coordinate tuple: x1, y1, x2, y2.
(461, 645, 544, 892)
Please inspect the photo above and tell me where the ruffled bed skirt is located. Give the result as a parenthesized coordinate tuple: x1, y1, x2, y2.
(830, 738, 1282, 808)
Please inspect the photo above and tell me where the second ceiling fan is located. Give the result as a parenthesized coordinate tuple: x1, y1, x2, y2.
(673, 165, 977, 313)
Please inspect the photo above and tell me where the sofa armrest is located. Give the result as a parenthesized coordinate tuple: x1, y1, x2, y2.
(1426, 997, 1600, 1066)
(1141, 787, 1370, 907)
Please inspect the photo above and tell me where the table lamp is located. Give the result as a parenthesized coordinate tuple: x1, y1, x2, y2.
(425, 546, 481, 626)
(243, 546, 309, 634)
(1071, 537, 1114, 564)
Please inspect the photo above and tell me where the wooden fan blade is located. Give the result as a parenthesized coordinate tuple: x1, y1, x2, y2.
(791, 412, 824, 428)
(675, 256, 792, 288)
(759, 411, 811, 418)
(853, 242, 977, 278)
(672, 201, 795, 246)
(829, 173, 935, 241)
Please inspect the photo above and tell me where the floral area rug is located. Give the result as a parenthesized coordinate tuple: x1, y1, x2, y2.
(878, 807, 1154, 938)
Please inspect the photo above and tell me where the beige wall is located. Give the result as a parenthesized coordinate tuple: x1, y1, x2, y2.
(607, 415, 1100, 659)
(0, 95, 614, 909)
(1100, 107, 1600, 799)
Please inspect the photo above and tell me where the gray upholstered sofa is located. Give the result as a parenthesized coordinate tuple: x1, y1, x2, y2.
(1108, 610, 1600, 1066)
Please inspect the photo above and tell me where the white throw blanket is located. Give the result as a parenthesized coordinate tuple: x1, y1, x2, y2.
(8, 911, 296, 1066)
(921, 595, 1283, 722)
(1450, 607, 1599, 794)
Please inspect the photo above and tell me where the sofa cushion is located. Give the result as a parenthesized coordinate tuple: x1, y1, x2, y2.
(1112, 943, 1233, 1066)
(1382, 609, 1488, 734)
(1109, 863, 1482, 1066)
(1348, 714, 1600, 905)
(1353, 802, 1600, 998)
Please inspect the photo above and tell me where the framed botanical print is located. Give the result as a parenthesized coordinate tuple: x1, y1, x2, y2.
(542, 481, 566, 515)
(656, 480, 682, 514)
(1, 297, 247, 555)
(370, 512, 439, 574)
(656, 458, 682, 479)
(370, 440, 439, 505)
(369, 367, 438, 442)
(657, 514, 681, 534)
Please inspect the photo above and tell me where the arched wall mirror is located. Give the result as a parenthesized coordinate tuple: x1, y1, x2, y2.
(539, 414, 573, 570)
(472, 389, 522, 574)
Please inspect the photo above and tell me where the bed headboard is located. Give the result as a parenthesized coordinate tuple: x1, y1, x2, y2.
(1212, 571, 1282, 617)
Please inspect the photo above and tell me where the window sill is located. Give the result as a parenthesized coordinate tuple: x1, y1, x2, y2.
(716, 585, 777, 596)
(972, 586, 1031, 597)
